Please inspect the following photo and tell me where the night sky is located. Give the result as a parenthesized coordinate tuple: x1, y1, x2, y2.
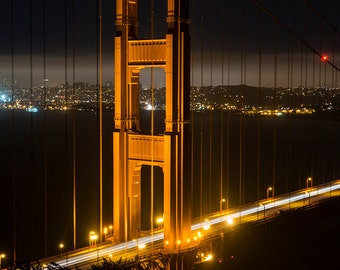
(0, 0, 340, 265)
(0, 0, 339, 87)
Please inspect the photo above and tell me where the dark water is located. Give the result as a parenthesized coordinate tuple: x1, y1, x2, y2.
(0, 110, 339, 263)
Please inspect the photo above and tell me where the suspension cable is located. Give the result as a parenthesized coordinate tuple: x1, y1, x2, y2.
(303, 0, 339, 36)
(251, 0, 340, 72)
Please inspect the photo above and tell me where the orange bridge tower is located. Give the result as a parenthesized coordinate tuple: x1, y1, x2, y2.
(113, 0, 191, 252)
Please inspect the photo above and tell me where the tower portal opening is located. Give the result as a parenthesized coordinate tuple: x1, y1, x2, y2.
(139, 67, 166, 135)
(140, 165, 164, 231)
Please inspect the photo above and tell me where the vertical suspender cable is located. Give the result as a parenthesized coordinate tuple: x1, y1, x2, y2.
(257, 4, 262, 203)
(272, 0, 278, 197)
(302, 3, 311, 183)
(98, 0, 103, 244)
(190, 0, 194, 217)
(304, 6, 314, 182)
(226, 1, 231, 209)
(286, 17, 292, 191)
(63, 1, 70, 233)
(199, 0, 204, 221)
(298, 4, 307, 183)
(239, 3, 243, 206)
(331, 29, 336, 181)
(318, 12, 323, 183)
(208, 1, 212, 214)
(219, 1, 226, 256)
(220, 0, 225, 214)
(29, 0, 35, 255)
(42, 0, 48, 257)
(239, 0, 246, 205)
(304, 4, 308, 109)
(72, 0, 77, 250)
(150, 0, 155, 245)
(243, 1, 247, 204)
(10, 0, 17, 261)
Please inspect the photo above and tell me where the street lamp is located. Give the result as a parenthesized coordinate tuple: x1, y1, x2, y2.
(103, 227, 108, 241)
(59, 243, 64, 256)
(156, 217, 164, 229)
(266, 187, 273, 199)
(177, 240, 181, 253)
(306, 177, 313, 188)
(0, 253, 5, 269)
(220, 198, 226, 214)
(89, 231, 98, 248)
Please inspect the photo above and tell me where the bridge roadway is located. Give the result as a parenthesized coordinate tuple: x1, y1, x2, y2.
(37, 179, 340, 269)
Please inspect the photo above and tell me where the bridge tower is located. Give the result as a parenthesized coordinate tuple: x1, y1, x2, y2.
(113, 0, 191, 251)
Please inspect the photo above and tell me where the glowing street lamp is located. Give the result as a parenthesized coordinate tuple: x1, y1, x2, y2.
(59, 243, 64, 256)
(103, 227, 108, 241)
(0, 253, 5, 269)
(203, 220, 210, 231)
(89, 231, 98, 248)
(176, 240, 181, 253)
(156, 217, 164, 229)
(306, 177, 313, 188)
(267, 187, 273, 199)
(220, 198, 226, 214)
(186, 238, 191, 252)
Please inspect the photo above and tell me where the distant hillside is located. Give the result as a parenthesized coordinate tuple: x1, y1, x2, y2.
(191, 84, 339, 110)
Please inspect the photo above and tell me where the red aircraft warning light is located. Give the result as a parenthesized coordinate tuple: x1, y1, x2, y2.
(322, 55, 328, 62)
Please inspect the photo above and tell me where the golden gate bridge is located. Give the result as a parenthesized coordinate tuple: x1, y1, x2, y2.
(0, 0, 339, 269)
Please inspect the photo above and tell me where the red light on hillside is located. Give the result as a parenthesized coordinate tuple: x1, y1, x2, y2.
(322, 55, 328, 61)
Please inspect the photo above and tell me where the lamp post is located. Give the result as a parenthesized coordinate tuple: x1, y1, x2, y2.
(138, 242, 145, 257)
(59, 243, 64, 257)
(186, 238, 191, 252)
(89, 231, 98, 248)
(0, 253, 5, 269)
(103, 227, 108, 241)
(220, 198, 226, 214)
(156, 217, 164, 229)
(306, 177, 313, 188)
(177, 240, 181, 254)
(266, 187, 273, 199)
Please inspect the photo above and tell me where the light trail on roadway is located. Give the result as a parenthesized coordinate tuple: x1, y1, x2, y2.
(44, 180, 340, 269)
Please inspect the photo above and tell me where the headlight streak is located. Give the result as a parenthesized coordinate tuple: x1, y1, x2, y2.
(51, 181, 340, 268)
(55, 233, 165, 267)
